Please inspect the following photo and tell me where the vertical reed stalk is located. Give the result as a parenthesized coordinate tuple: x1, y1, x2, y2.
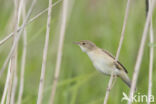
(1, 61, 12, 104)
(0, 0, 37, 78)
(49, 0, 69, 104)
(147, 0, 154, 104)
(37, 0, 53, 103)
(17, 0, 27, 103)
(128, 1, 156, 104)
(6, 0, 19, 103)
(103, 0, 131, 104)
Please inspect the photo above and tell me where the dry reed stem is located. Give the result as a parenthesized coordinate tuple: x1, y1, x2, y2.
(0, 0, 61, 46)
(0, 35, 13, 46)
(115, 0, 131, 61)
(29, 0, 61, 23)
(6, 0, 19, 103)
(1, 61, 11, 104)
(128, 1, 156, 104)
(147, 0, 154, 104)
(103, 0, 131, 104)
(103, 73, 114, 104)
(0, 0, 37, 78)
(10, 73, 17, 104)
(6, 61, 14, 104)
(10, 0, 24, 103)
(37, 0, 53, 104)
(17, 0, 27, 103)
(147, 17, 154, 104)
(6, 60, 17, 104)
(49, 0, 68, 104)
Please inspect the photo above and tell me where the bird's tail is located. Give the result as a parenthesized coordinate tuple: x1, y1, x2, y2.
(119, 71, 131, 88)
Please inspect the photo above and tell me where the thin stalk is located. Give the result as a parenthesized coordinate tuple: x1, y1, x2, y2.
(10, 73, 17, 104)
(103, 73, 114, 104)
(128, 1, 156, 104)
(37, 0, 53, 103)
(147, 0, 154, 104)
(6, 0, 19, 103)
(10, 0, 25, 103)
(49, 0, 69, 104)
(0, 0, 37, 78)
(17, 0, 27, 103)
(0, 0, 61, 46)
(1, 61, 12, 104)
(103, 0, 131, 103)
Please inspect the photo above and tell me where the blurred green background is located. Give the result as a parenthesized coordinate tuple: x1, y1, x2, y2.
(0, 0, 156, 104)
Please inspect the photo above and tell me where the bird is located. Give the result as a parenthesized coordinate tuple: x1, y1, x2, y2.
(74, 40, 131, 88)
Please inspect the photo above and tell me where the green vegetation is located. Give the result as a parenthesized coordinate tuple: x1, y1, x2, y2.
(0, 0, 156, 104)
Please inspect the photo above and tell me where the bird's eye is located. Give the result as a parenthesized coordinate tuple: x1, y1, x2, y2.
(82, 42, 86, 45)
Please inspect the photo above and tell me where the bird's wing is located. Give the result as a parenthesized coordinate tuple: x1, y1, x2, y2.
(102, 50, 128, 73)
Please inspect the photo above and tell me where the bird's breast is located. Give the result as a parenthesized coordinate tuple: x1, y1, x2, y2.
(87, 52, 118, 75)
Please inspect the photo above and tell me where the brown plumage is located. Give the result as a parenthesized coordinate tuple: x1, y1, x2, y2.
(74, 40, 131, 88)
(103, 50, 128, 73)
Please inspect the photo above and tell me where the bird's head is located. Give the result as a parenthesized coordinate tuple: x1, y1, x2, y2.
(73, 40, 97, 52)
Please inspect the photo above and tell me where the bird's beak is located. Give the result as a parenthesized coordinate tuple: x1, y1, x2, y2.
(73, 41, 80, 45)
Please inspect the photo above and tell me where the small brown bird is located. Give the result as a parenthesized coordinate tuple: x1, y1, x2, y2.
(74, 40, 131, 88)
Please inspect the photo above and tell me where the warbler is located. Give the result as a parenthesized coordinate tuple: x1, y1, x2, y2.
(74, 40, 131, 88)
